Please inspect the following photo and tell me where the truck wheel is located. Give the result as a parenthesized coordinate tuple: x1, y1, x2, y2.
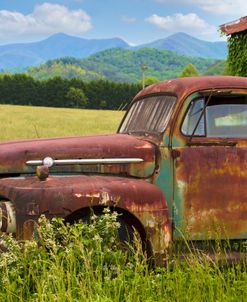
(116, 216, 134, 247)
(81, 212, 134, 247)
(66, 208, 147, 256)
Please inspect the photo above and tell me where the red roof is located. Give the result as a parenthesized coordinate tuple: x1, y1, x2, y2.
(220, 16, 247, 35)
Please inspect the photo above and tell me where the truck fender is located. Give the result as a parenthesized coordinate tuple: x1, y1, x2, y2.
(0, 175, 171, 259)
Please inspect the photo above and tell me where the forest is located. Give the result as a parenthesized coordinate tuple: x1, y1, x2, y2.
(0, 74, 141, 110)
(26, 48, 221, 82)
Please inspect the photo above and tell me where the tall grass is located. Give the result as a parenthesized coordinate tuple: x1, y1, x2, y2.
(0, 105, 124, 141)
(0, 211, 246, 302)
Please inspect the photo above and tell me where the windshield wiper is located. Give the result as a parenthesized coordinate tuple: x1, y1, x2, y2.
(188, 90, 215, 143)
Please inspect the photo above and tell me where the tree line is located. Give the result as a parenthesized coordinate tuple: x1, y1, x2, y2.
(0, 74, 141, 110)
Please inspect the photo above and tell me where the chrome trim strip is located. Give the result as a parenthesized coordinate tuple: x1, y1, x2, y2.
(26, 158, 144, 167)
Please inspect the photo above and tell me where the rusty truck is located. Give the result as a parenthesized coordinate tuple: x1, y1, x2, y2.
(0, 76, 247, 263)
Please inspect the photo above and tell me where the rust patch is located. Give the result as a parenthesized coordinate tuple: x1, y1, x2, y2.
(26, 203, 40, 216)
(23, 220, 36, 240)
(36, 165, 49, 181)
(0, 175, 172, 254)
(134, 76, 247, 103)
(0, 134, 156, 178)
(175, 146, 247, 239)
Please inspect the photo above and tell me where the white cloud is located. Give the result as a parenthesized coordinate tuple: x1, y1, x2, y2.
(145, 13, 217, 39)
(199, 0, 247, 15)
(121, 16, 137, 23)
(154, 0, 247, 16)
(0, 2, 92, 43)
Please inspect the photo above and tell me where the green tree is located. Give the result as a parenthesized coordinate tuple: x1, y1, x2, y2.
(178, 63, 200, 77)
(42, 77, 70, 107)
(144, 76, 160, 86)
(66, 87, 88, 108)
(203, 60, 227, 76)
(0, 74, 141, 110)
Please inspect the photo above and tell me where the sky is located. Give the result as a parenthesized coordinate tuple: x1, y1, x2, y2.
(0, 0, 246, 45)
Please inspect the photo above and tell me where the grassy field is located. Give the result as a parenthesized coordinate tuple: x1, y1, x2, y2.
(0, 212, 246, 302)
(0, 105, 124, 141)
(0, 104, 246, 301)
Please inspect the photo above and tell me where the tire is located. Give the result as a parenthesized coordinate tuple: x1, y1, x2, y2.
(80, 211, 134, 247)
(66, 207, 146, 256)
(116, 216, 134, 245)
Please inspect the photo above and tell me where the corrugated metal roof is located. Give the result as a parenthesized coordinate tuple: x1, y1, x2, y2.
(220, 16, 247, 35)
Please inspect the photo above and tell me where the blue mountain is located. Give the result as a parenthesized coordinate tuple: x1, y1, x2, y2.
(137, 32, 227, 59)
(0, 33, 129, 70)
(0, 32, 227, 71)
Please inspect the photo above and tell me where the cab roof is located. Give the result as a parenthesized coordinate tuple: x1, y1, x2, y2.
(134, 76, 247, 101)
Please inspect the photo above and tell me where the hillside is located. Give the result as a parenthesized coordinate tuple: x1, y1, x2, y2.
(203, 60, 226, 75)
(28, 58, 102, 81)
(27, 48, 218, 82)
(138, 32, 227, 59)
(0, 32, 226, 71)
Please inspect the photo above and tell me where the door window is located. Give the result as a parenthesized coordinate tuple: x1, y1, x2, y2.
(181, 98, 205, 136)
(181, 94, 247, 138)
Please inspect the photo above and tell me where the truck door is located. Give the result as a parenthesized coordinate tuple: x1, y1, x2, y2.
(171, 90, 247, 241)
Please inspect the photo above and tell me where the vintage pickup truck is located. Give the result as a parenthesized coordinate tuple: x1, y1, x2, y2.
(0, 76, 247, 262)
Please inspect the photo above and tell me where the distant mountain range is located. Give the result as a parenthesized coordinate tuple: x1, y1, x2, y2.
(0, 34, 129, 71)
(136, 32, 227, 60)
(0, 32, 227, 71)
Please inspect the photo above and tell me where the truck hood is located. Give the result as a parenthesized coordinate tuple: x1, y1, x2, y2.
(0, 134, 156, 178)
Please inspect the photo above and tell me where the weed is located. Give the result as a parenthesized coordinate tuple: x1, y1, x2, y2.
(0, 211, 246, 301)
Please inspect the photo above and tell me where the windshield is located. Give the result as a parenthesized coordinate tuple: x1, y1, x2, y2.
(119, 94, 177, 135)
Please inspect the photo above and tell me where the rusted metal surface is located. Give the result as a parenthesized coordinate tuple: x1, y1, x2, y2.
(171, 86, 247, 241)
(23, 220, 37, 240)
(134, 76, 247, 105)
(0, 134, 155, 178)
(173, 146, 247, 239)
(220, 16, 247, 35)
(0, 175, 171, 258)
(36, 165, 49, 181)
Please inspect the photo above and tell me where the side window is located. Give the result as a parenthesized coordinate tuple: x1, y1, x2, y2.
(181, 98, 205, 136)
(206, 102, 247, 137)
(181, 94, 247, 138)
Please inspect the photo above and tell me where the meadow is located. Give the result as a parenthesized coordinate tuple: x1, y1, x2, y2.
(0, 105, 124, 141)
(0, 104, 246, 301)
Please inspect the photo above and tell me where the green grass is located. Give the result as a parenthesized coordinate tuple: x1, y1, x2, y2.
(0, 105, 124, 141)
(0, 212, 246, 302)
